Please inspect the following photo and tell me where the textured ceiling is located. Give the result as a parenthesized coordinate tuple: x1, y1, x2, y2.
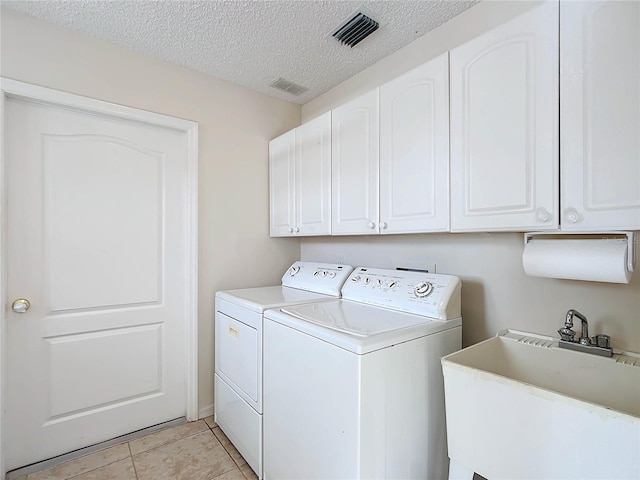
(2, 0, 479, 104)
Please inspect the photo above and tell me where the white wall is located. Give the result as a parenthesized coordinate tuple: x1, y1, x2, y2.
(301, 0, 640, 352)
(302, 234, 640, 351)
(0, 7, 302, 415)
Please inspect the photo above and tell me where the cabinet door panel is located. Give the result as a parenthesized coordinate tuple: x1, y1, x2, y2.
(296, 112, 331, 235)
(561, 0, 640, 230)
(379, 53, 450, 234)
(450, 1, 559, 231)
(331, 89, 379, 235)
(269, 130, 295, 237)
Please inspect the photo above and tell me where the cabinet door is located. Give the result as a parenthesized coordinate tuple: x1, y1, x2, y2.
(561, 1, 640, 231)
(296, 112, 331, 235)
(379, 53, 450, 234)
(450, 1, 559, 232)
(269, 130, 296, 237)
(331, 89, 380, 235)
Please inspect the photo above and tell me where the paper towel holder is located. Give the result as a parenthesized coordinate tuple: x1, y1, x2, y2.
(524, 231, 636, 273)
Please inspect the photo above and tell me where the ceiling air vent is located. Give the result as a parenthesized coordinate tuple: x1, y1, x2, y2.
(270, 77, 308, 96)
(332, 11, 380, 48)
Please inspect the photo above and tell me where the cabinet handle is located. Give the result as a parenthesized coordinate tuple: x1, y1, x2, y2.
(367, 222, 376, 230)
(535, 208, 551, 223)
(288, 227, 294, 233)
(295, 227, 300, 233)
(379, 222, 388, 230)
(564, 208, 580, 224)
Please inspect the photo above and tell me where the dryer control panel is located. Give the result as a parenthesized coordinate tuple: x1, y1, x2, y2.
(342, 267, 461, 320)
(281, 261, 354, 297)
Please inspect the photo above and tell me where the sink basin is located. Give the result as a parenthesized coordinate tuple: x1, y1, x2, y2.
(441, 330, 640, 479)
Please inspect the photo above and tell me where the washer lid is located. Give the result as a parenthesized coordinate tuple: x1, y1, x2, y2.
(216, 286, 334, 313)
(268, 300, 461, 354)
(280, 300, 430, 337)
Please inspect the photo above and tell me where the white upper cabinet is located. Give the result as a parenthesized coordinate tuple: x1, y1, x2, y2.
(295, 112, 332, 235)
(560, 0, 640, 231)
(450, 1, 559, 232)
(269, 130, 296, 236)
(331, 55, 450, 236)
(269, 112, 332, 237)
(379, 53, 450, 234)
(331, 89, 380, 235)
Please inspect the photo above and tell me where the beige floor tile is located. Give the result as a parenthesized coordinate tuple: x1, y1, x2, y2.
(212, 427, 246, 467)
(133, 430, 235, 480)
(129, 419, 209, 455)
(203, 415, 217, 429)
(70, 458, 136, 480)
(211, 467, 245, 480)
(27, 444, 130, 480)
(239, 463, 258, 480)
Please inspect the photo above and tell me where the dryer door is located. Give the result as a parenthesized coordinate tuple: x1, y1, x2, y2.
(215, 309, 261, 411)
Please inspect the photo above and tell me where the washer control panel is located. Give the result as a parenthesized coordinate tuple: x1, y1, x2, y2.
(343, 267, 461, 320)
(281, 261, 354, 297)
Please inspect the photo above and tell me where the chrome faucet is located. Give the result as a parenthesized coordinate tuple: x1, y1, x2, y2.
(564, 309, 590, 344)
(558, 309, 613, 357)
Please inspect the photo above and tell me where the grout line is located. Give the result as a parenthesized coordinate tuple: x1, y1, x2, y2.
(63, 457, 132, 480)
(127, 443, 140, 480)
(129, 424, 214, 459)
(7, 418, 186, 479)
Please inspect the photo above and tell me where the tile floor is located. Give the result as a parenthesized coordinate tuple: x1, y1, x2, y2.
(12, 417, 258, 480)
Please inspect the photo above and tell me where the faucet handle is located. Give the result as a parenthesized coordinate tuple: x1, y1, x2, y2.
(579, 336, 592, 346)
(592, 334, 611, 349)
(558, 327, 576, 342)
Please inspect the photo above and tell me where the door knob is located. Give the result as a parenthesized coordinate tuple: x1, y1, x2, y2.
(12, 298, 30, 313)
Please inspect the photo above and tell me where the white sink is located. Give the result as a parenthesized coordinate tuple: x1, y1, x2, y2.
(441, 330, 640, 480)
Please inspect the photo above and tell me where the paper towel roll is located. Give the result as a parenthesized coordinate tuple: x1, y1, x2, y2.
(522, 238, 632, 284)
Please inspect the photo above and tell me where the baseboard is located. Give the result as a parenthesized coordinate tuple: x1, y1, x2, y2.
(199, 404, 213, 420)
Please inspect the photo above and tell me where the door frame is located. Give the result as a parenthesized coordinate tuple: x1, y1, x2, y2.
(0, 78, 199, 477)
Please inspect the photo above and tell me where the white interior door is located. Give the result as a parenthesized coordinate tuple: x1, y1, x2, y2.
(4, 88, 195, 470)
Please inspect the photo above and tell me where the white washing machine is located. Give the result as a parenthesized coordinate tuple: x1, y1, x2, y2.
(214, 261, 353, 478)
(263, 266, 462, 480)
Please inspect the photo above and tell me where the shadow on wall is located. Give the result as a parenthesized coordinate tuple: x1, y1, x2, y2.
(458, 278, 486, 348)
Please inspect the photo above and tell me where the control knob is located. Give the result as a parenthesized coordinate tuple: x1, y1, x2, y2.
(289, 266, 300, 276)
(414, 281, 434, 298)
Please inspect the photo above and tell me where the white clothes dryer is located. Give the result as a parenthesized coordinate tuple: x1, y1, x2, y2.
(263, 266, 462, 480)
(214, 261, 353, 478)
